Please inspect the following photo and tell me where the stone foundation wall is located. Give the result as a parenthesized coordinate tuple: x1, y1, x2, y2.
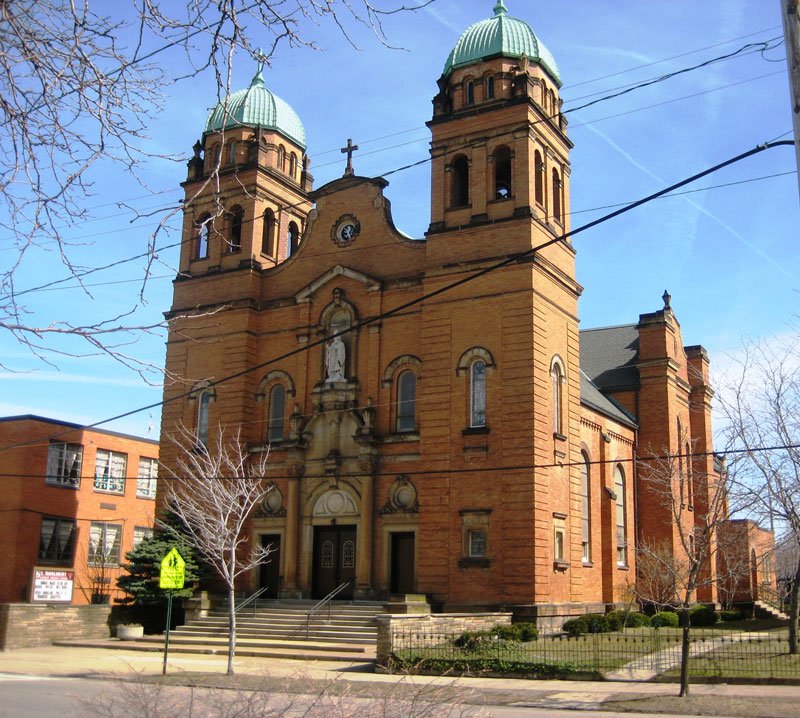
(0, 603, 111, 650)
(510, 602, 612, 635)
(376, 612, 511, 665)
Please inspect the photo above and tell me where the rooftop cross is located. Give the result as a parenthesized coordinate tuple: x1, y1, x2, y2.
(341, 138, 359, 177)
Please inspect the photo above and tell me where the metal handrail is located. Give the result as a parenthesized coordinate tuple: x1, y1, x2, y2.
(234, 586, 270, 617)
(305, 579, 353, 639)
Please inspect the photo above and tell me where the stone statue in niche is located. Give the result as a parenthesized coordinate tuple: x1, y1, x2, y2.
(325, 334, 346, 382)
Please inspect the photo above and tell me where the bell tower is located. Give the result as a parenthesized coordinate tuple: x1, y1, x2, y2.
(427, 0, 572, 248)
(178, 62, 314, 279)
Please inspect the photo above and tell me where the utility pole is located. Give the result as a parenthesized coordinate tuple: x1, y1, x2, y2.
(782, 0, 800, 201)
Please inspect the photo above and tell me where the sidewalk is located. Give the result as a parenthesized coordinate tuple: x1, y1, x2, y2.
(0, 642, 798, 716)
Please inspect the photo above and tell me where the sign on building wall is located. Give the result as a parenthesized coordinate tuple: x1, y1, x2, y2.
(31, 568, 74, 603)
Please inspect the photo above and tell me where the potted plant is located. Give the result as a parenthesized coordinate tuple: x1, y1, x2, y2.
(116, 623, 144, 640)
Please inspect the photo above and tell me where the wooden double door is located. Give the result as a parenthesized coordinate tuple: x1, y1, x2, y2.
(312, 526, 356, 599)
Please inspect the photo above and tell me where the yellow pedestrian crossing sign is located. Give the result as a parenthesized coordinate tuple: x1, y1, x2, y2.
(159, 548, 186, 589)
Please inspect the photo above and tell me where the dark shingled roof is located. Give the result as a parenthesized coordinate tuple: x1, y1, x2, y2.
(580, 324, 640, 391)
(580, 371, 638, 428)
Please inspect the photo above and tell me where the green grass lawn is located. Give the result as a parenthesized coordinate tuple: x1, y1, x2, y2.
(391, 620, 798, 678)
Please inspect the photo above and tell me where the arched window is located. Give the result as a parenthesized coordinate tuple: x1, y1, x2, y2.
(549, 89, 557, 118)
(287, 221, 300, 256)
(451, 155, 470, 208)
(289, 153, 297, 179)
(197, 391, 211, 448)
(228, 205, 243, 253)
(493, 146, 512, 199)
(227, 141, 237, 165)
(470, 360, 487, 428)
(261, 209, 276, 256)
(277, 145, 285, 172)
(534, 151, 544, 206)
(195, 214, 211, 259)
(685, 441, 693, 509)
(267, 384, 286, 442)
(486, 75, 495, 99)
(581, 451, 591, 562)
(551, 358, 564, 435)
(552, 168, 562, 222)
(614, 465, 627, 566)
(396, 370, 416, 432)
(465, 80, 475, 105)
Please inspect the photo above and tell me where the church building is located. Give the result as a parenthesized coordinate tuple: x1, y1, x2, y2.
(159, 2, 748, 622)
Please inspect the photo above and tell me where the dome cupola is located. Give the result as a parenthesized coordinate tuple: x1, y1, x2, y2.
(443, 0, 561, 87)
(205, 63, 306, 149)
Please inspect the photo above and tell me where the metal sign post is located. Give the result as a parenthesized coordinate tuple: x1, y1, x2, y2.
(159, 548, 186, 676)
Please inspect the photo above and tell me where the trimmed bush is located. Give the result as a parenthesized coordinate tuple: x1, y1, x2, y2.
(689, 604, 719, 627)
(651, 611, 679, 628)
(720, 608, 746, 622)
(493, 623, 539, 642)
(562, 613, 610, 636)
(606, 610, 651, 630)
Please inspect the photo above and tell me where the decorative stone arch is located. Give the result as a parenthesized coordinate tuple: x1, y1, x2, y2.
(188, 380, 216, 402)
(255, 370, 296, 402)
(456, 347, 496, 376)
(317, 288, 359, 330)
(308, 485, 360, 520)
(381, 354, 422, 388)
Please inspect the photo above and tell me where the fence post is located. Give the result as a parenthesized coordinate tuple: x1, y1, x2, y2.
(593, 630, 600, 673)
(654, 627, 661, 675)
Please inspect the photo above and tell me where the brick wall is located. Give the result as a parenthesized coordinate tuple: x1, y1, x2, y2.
(0, 603, 111, 650)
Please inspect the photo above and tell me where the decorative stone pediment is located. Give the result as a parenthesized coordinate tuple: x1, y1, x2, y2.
(295, 264, 381, 303)
(313, 488, 359, 518)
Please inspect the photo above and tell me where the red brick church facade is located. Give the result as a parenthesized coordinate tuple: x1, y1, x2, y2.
(158, 3, 770, 619)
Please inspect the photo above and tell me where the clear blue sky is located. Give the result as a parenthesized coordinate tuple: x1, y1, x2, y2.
(0, 0, 796, 439)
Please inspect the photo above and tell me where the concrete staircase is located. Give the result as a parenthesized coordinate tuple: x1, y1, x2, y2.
(754, 599, 789, 621)
(133, 599, 382, 662)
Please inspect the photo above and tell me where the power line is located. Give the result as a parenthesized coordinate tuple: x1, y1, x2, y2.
(9, 47, 787, 298)
(0, 140, 792, 455)
(1, 441, 797, 482)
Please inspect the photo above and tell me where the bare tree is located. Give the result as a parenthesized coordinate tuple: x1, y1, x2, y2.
(633, 439, 745, 697)
(717, 333, 800, 652)
(162, 423, 272, 676)
(0, 0, 435, 370)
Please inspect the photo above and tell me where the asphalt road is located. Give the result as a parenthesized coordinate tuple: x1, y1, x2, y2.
(0, 673, 786, 718)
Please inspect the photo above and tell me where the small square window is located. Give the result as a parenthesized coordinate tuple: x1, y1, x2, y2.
(468, 529, 486, 558)
(88, 522, 122, 566)
(133, 526, 153, 548)
(94, 449, 127, 494)
(137, 457, 158, 499)
(46, 442, 83, 488)
(38, 516, 77, 565)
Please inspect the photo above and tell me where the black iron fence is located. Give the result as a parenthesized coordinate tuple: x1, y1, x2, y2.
(389, 625, 800, 680)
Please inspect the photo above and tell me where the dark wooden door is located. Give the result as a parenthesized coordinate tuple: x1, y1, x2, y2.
(312, 526, 356, 599)
(259, 534, 281, 598)
(390, 532, 415, 595)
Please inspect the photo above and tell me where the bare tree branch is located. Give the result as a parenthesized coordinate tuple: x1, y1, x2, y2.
(161, 422, 272, 675)
(0, 0, 437, 371)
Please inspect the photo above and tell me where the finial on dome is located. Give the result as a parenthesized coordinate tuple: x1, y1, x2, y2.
(494, 0, 507, 16)
(251, 50, 266, 88)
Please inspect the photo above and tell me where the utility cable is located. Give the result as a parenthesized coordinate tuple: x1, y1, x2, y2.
(0, 140, 792, 455)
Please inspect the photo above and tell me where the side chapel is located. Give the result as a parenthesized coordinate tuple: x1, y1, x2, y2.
(159, 2, 750, 621)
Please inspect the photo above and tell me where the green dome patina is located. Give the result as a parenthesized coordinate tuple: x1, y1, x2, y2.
(443, 1, 561, 87)
(205, 64, 306, 149)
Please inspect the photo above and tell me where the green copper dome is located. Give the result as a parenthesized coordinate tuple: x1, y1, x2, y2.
(205, 65, 306, 149)
(443, 1, 561, 87)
